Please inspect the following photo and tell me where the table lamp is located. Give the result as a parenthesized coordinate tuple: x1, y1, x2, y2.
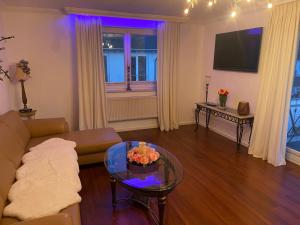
(15, 60, 31, 113)
(205, 75, 216, 106)
(205, 75, 211, 104)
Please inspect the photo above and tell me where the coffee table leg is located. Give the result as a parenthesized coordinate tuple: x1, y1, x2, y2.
(158, 196, 167, 225)
(110, 176, 117, 209)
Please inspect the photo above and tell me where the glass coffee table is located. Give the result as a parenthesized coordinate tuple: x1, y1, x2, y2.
(104, 141, 183, 225)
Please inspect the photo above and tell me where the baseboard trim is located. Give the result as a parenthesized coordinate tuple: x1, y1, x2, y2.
(286, 148, 300, 166)
(179, 121, 195, 126)
(114, 120, 194, 132)
(114, 124, 159, 132)
(197, 121, 249, 148)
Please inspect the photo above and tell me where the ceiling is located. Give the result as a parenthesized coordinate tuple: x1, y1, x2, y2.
(1, 0, 279, 21)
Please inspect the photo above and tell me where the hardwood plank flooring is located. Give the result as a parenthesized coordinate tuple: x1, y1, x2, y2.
(79, 125, 300, 225)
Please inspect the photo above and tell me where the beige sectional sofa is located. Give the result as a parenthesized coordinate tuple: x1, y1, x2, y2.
(0, 111, 122, 225)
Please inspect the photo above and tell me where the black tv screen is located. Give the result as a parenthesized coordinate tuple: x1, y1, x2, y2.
(213, 27, 263, 73)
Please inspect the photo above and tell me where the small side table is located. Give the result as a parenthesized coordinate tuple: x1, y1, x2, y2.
(19, 110, 37, 120)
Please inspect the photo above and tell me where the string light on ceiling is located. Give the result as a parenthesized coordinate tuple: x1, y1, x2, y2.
(183, 0, 273, 17)
(184, 0, 198, 15)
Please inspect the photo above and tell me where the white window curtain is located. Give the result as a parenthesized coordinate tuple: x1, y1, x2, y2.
(157, 22, 180, 131)
(249, 1, 300, 166)
(75, 16, 107, 130)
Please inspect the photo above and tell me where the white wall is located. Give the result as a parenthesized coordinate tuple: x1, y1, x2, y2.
(0, 7, 204, 131)
(178, 23, 204, 125)
(201, 10, 270, 145)
(0, 12, 13, 114)
(0, 75, 11, 114)
(1, 8, 78, 129)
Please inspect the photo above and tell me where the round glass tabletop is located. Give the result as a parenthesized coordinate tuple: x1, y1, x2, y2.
(104, 141, 183, 192)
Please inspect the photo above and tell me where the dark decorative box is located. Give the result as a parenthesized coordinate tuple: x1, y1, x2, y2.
(237, 102, 250, 116)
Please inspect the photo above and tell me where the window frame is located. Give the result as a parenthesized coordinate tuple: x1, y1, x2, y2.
(102, 27, 157, 93)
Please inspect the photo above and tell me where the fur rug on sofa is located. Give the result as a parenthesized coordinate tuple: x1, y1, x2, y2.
(3, 138, 81, 220)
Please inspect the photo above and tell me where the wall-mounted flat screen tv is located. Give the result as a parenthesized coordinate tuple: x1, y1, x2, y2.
(213, 27, 263, 73)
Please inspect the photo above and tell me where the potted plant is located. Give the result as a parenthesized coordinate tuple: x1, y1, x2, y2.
(218, 88, 229, 109)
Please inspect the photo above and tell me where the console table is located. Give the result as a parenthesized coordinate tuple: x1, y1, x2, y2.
(195, 103, 254, 149)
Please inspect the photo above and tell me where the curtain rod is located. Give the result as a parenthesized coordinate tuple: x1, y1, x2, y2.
(64, 7, 189, 23)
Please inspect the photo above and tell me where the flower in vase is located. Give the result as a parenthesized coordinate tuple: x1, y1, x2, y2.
(218, 89, 229, 96)
(127, 143, 160, 165)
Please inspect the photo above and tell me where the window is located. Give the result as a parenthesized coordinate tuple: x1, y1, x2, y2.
(102, 28, 157, 92)
(103, 33, 125, 83)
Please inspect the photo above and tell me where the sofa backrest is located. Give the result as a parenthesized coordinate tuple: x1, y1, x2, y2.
(0, 111, 30, 217)
(0, 111, 30, 148)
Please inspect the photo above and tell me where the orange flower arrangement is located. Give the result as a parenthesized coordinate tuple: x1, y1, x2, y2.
(218, 89, 229, 96)
(127, 142, 160, 166)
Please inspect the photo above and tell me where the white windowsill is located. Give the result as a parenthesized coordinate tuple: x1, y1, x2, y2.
(105, 81, 157, 93)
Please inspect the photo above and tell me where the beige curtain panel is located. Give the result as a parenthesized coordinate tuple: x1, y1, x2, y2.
(75, 16, 107, 130)
(157, 22, 180, 131)
(249, 1, 300, 166)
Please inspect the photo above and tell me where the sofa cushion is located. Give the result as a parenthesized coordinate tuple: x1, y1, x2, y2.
(25, 134, 67, 152)
(1, 214, 71, 225)
(24, 118, 68, 138)
(0, 111, 30, 148)
(0, 122, 26, 167)
(65, 128, 122, 156)
(0, 216, 18, 225)
(0, 156, 16, 198)
(78, 152, 106, 165)
(0, 195, 4, 218)
(0, 155, 16, 217)
(0, 203, 80, 225)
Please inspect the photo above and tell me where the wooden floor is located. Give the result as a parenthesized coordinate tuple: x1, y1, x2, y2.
(79, 125, 300, 225)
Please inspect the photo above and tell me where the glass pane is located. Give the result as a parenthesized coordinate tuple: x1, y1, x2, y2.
(103, 33, 125, 83)
(287, 44, 300, 151)
(138, 56, 146, 81)
(131, 34, 157, 82)
(131, 56, 136, 81)
(104, 55, 108, 81)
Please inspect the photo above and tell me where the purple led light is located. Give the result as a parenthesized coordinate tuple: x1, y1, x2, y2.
(101, 16, 159, 29)
(123, 175, 161, 188)
(247, 28, 263, 35)
(70, 14, 160, 29)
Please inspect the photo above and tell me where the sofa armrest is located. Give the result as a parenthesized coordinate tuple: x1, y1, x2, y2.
(11, 213, 72, 225)
(24, 118, 69, 138)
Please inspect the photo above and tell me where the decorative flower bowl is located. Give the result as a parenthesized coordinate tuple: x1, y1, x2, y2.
(127, 142, 160, 170)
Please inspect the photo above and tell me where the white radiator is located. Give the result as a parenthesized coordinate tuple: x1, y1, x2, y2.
(107, 96, 158, 122)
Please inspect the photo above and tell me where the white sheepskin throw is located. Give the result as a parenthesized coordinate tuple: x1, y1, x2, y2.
(3, 138, 82, 220)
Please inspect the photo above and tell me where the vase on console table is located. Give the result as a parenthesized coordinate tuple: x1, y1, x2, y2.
(218, 88, 229, 110)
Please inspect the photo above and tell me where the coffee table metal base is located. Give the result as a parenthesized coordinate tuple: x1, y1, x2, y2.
(110, 176, 167, 225)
